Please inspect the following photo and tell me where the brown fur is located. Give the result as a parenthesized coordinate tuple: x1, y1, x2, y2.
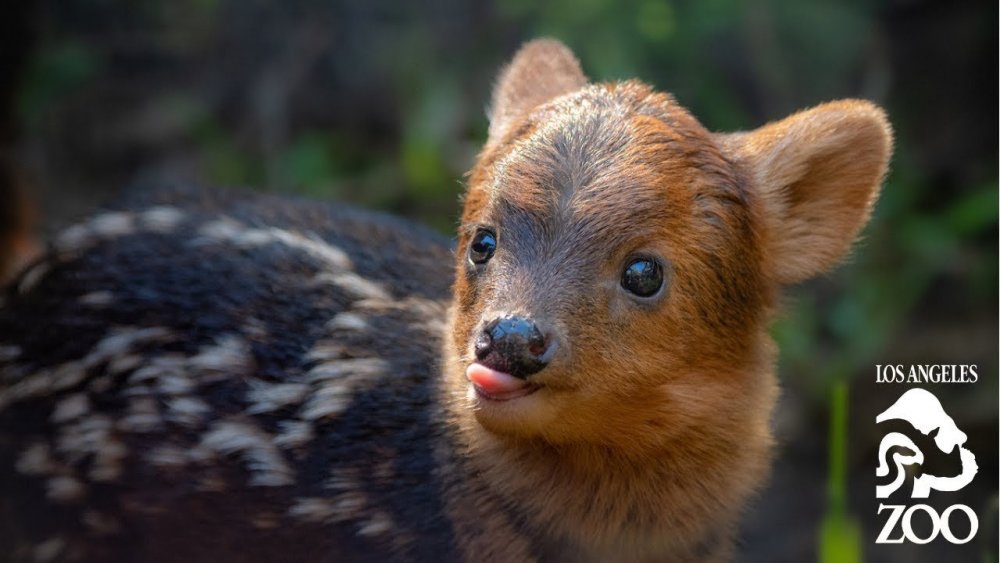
(442, 39, 892, 561)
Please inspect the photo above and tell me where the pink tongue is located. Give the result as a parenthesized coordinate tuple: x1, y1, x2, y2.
(466, 363, 531, 396)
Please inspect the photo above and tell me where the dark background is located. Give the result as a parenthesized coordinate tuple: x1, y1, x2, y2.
(1, 1, 996, 561)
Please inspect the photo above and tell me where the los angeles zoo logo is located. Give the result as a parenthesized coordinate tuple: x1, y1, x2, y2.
(875, 387, 979, 545)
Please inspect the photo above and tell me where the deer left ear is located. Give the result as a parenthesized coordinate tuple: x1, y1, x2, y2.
(718, 100, 893, 285)
(488, 39, 587, 146)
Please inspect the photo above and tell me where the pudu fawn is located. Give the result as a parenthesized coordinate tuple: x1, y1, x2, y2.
(0, 40, 891, 562)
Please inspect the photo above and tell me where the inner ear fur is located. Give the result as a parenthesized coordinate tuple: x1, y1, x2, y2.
(488, 38, 587, 145)
(719, 100, 893, 285)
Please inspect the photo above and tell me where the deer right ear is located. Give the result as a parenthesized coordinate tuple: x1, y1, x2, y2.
(488, 39, 587, 145)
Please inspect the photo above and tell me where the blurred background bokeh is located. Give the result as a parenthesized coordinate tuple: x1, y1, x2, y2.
(0, 1, 996, 562)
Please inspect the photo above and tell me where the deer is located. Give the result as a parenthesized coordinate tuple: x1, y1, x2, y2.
(0, 39, 891, 562)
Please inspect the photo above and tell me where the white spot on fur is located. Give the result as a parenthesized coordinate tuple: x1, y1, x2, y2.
(289, 485, 371, 526)
(108, 354, 143, 375)
(145, 445, 189, 469)
(312, 272, 389, 300)
(54, 223, 91, 252)
(299, 386, 354, 421)
(299, 359, 390, 421)
(196, 220, 352, 271)
(117, 397, 162, 433)
(50, 362, 87, 392)
(188, 335, 254, 380)
(79, 291, 115, 307)
(288, 497, 338, 523)
(274, 420, 314, 450)
(326, 468, 359, 491)
(196, 218, 242, 241)
(326, 312, 369, 332)
(46, 476, 85, 503)
(17, 261, 51, 295)
(55, 414, 126, 481)
(90, 212, 135, 238)
(54, 212, 137, 253)
(156, 374, 194, 395)
(89, 327, 173, 366)
(139, 206, 185, 233)
(0, 371, 54, 411)
(246, 382, 309, 415)
(129, 354, 186, 384)
(235, 229, 273, 246)
(332, 490, 366, 515)
(305, 342, 348, 362)
(50, 393, 90, 423)
(241, 317, 269, 339)
(306, 358, 390, 382)
(357, 511, 394, 537)
(32, 537, 65, 563)
(299, 358, 389, 420)
(16, 442, 56, 476)
(353, 296, 449, 334)
(165, 396, 210, 426)
(257, 228, 351, 270)
(195, 420, 293, 487)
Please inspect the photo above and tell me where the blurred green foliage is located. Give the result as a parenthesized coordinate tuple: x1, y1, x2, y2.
(17, 40, 103, 127)
(820, 382, 863, 563)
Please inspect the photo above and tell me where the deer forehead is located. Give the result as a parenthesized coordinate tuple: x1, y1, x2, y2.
(479, 87, 718, 257)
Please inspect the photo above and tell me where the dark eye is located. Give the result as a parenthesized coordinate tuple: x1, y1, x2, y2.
(468, 229, 497, 265)
(621, 258, 664, 298)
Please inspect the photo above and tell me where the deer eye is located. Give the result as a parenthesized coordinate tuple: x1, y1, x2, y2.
(621, 258, 664, 298)
(468, 229, 497, 265)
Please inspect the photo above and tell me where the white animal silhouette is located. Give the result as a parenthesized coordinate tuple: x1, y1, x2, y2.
(875, 388, 978, 498)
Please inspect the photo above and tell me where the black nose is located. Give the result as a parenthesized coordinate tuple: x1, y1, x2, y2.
(474, 315, 552, 379)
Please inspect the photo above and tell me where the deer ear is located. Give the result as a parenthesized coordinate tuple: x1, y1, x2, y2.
(488, 39, 587, 144)
(719, 100, 893, 284)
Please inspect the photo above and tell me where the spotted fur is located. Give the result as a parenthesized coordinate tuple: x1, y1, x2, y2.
(0, 188, 460, 562)
(0, 39, 891, 562)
